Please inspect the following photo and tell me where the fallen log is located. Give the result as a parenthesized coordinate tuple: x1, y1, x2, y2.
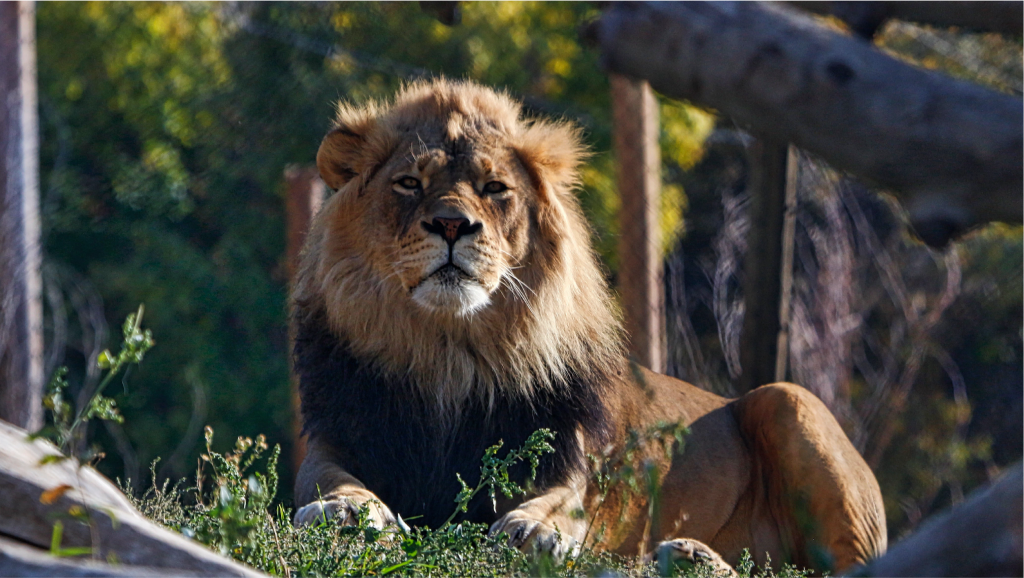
(584, 1, 1023, 246)
(848, 462, 1023, 577)
(0, 535, 198, 577)
(0, 420, 264, 577)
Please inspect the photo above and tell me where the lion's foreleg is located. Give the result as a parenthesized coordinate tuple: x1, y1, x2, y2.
(648, 539, 737, 577)
(489, 471, 588, 561)
(293, 436, 396, 528)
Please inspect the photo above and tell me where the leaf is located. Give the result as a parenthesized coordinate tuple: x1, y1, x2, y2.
(381, 560, 415, 575)
(49, 520, 63, 554)
(68, 505, 89, 522)
(40, 484, 74, 505)
(100, 506, 121, 529)
(38, 453, 69, 466)
(96, 349, 114, 370)
(52, 546, 93, 558)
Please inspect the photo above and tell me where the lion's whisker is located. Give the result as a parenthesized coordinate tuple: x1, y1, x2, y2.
(502, 271, 539, 319)
(505, 269, 537, 298)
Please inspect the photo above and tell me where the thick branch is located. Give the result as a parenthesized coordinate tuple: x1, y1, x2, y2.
(0, 535, 179, 577)
(849, 463, 1022, 577)
(587, 2, 1023, 245)
(793, 2, 1023, 38)
(0, 421, 263, 576)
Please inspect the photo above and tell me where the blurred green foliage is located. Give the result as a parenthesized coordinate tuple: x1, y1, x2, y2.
(874, 223, 1023, 537)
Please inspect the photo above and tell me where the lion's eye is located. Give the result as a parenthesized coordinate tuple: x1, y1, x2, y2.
(482, 181, 508, 195)
(394, 176, 422, 191)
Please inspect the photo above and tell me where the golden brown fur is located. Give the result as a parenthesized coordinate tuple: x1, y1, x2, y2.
(292, 79, 886, 573)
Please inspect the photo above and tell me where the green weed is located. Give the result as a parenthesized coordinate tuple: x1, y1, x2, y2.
(33, 305, 155, 559)
(127, 426, 811, 578)
(33, 306, 812, 577)
(34, 304, 154, 459)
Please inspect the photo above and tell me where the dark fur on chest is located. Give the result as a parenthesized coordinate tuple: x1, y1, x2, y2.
(294, 309, 610, 528)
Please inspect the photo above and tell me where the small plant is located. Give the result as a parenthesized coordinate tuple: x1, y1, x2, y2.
(446, 428, 556, 527)
(35, 304, 154, 459)
(184, 426, 280, 557)
(29, 306, 154, 560)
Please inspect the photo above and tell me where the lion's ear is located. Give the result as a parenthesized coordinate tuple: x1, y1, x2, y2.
(514, 120, 587, 200)
(317, 103, 384, 191)
(317, 126, 366, 191)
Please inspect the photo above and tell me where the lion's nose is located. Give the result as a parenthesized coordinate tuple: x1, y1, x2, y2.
(422, 217, 482, 244)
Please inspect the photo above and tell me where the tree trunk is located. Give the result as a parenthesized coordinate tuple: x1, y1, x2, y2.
(585, 1, 1023, 246)
(284, 166, 324, 476)
(0, 535, 189, 577)
(0, 1, 43, 431)
(791, 1, 1023, 38)
(738, 142, 797, 392)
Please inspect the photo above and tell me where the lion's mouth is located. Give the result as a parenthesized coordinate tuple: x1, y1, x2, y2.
(410, 262, 491, 316)
(429, 263, 471, 286)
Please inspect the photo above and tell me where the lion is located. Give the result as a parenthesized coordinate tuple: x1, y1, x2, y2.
(290, 78, 887, 572)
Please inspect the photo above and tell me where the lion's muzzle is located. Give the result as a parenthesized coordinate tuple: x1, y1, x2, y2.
(422, 216, 482, 245)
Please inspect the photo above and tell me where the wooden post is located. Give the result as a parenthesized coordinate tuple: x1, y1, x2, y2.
(738, 141, 797, 392)
(611, 75, 665, 373)
(0, 1, 43, 430)
(285, 166, 324, 474)
(774, 148, 798, 384)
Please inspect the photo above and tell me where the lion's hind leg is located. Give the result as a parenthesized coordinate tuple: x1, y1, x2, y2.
(732, 383, 887, 573)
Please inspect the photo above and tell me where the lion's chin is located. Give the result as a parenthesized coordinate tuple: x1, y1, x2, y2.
(411, 275, 492, 317)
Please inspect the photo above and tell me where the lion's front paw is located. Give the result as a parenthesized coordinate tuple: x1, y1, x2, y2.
(489, 511, 579, 562)
(650, 538, 736, 577)
(293, 491, 396, 529)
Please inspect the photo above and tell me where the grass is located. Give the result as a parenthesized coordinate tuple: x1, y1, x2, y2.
(124, 428, 813, 578)
(39, 306, 815, 577)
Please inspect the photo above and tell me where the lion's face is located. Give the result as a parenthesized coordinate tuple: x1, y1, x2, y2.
(310, 80, 571, 322)
(297, 79, 623, 400)
(362, 134, 535, 317)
